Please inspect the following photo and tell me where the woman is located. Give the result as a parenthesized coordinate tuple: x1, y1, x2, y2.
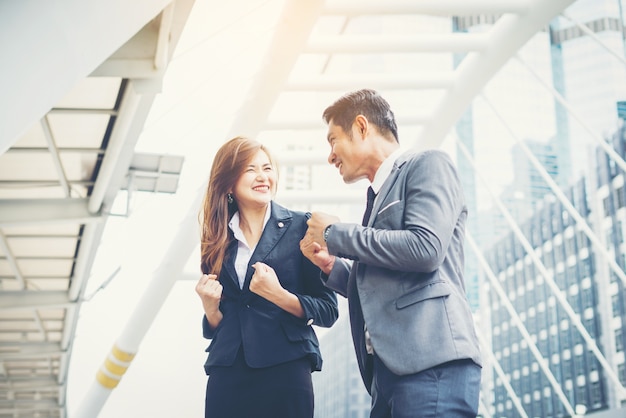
(195, 136, 338, 418)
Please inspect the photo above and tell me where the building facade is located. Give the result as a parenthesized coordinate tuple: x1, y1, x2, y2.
(484, 126, 626, 416)
(312, 301, 371, 418)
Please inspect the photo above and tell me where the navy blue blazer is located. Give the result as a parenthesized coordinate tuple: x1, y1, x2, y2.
(201, 201, 338, 374)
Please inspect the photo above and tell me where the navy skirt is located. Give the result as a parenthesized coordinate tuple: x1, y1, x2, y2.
(204, 347, 314, 418)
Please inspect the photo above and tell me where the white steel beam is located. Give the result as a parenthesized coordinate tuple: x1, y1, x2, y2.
(40, 116, 71, 198)
(0, 291, 72, 311)
(91, 1, 193, 78)
(0, 376, 60, 389)
(58, 222, 109, 414)
(226, 0, 327, 139)
(87, 80, 160, 214)
(0, 199, 102, 227)
(264, 119, 327, 131)
(286, 73, 455, 91)
(0, 230, 26, 290)
(266, 113, 429, 131)
(155, 3, 175, 70)
(323, 0, 532, 16)
(306, 33, 489, 54)
(0, 400, 61, 412)
(48, 108, 119, 116)
(514, 55, 626, 175)
(414, 0, 578, 151)
(0, 343, 64, 361)
(5, 147, 105, 154)
(274, 150, 329, 165)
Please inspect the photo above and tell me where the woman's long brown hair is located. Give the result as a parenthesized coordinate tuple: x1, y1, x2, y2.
(199, 136, 275, 276)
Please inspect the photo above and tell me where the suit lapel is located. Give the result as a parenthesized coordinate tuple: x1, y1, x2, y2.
(368, 152, 409, 226)
(222, 239, 240, 288)
(242, 201, 292, 287)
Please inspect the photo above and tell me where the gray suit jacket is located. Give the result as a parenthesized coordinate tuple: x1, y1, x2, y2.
(324, 149, 481, 391)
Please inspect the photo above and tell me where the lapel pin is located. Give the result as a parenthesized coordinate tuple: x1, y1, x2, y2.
(278, 222, 284, 228)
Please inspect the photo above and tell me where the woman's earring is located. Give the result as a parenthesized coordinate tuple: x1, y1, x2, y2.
(227, 193, 234, 204)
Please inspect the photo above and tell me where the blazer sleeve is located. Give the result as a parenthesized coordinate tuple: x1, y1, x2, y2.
(202, 315, 216, 339)
(322, 257, 352, 298)
(293, 215, 338, 328)
(326, 151, 465, 273)
(294, 258, 338, 328)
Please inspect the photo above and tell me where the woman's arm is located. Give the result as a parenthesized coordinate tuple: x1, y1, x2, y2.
(195, 274, 224, 333)
(249, 262, 305, 318)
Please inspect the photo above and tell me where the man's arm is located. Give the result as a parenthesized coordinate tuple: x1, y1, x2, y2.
(327, 151, 465, 273)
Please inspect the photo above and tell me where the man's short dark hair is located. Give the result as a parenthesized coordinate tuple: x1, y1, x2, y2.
(322, 89, 399, 142)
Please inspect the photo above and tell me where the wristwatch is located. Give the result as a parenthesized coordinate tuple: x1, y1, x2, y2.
(323, 225, 332, 242)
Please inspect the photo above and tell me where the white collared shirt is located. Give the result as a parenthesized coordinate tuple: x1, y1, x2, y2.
(371, 147, 404, 195)
(228, 205, 271, 288)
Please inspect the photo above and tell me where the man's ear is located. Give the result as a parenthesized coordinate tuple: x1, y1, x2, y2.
(354, 115, 368, 139)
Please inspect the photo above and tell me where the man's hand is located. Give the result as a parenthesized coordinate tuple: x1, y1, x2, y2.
(301, 211, 340, 275)
(300, 236, 335, 275)
(306, 212, 340, 244)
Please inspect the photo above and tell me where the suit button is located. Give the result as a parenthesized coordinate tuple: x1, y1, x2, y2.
(246, 304, 250, 308)
(306, 319, 314, 326)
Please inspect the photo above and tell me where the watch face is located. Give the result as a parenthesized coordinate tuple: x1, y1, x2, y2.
(323, 225, 330, 241)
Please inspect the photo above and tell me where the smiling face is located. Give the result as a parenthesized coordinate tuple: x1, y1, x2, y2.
(232, 149, 276, 209)
(326, 118, 370, 184)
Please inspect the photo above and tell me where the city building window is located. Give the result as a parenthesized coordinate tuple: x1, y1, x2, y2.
(618, 363, 626, 386)
(617, 185, 626, 208)
(590, 380, 602, 407)
(577, 230, 588, 250)
(612, 294, 621, 318)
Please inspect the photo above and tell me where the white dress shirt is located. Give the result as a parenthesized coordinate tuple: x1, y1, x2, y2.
(228, 206, 271, 288)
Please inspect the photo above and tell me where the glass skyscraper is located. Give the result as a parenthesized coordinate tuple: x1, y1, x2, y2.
(484, 124, 626, 416)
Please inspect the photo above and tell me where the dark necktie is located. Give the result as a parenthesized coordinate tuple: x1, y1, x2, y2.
(362, 186, 376, 226)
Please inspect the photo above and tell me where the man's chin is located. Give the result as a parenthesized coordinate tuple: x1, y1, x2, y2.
(342, 174, 359, 184)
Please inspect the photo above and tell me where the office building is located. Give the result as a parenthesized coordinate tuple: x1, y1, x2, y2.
(483, 124, 626, 416)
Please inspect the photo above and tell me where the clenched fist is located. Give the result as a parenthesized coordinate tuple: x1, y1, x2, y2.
(250, 262, 282, 299)
(196, 274, 222, 310)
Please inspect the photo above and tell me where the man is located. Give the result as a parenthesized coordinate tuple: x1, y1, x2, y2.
(300, 89, 482, 417)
